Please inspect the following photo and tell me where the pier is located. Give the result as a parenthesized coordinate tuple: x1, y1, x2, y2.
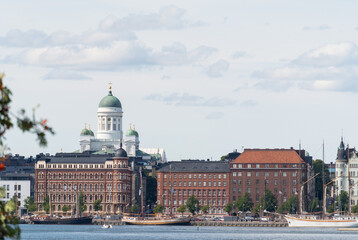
(191, 221, 288, 227)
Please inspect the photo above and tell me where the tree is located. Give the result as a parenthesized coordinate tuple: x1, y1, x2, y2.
(308, 197, 320, 213)
(24, 196, 37, 213)
(145, 175, 157, 207)
(234, 193, 253, 212)
(335, 190, 349, 213)
(153, 204, 164, 214)
(351, 204, 358, 213)
(7, 194, 21, 214)
(93, 199, 102, 212)
(260, 189, 278, 212)
(177, 205, 187, 216)
(62, 205, 70, 214)
(224, 203, 233, 215)
(130, 204, 140, 213)
(186, 195, 200, 215)
(285, 195, 298, 214)
(312, 159, 330, 201)
(201, 205, 210, 215)
(79, 191, 85, 214)
(0, 73, 54, 239)
(42, 195, 50, 214)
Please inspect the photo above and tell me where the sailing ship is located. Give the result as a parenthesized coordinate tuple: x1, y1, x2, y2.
(122, 166, 191, 225)
(285, 142, 358, 227)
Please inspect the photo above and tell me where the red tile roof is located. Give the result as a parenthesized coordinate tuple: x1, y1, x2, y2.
(231, 149, 305, 164)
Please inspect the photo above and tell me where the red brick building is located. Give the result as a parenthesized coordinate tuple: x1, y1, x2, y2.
(35, 148, 133, 215)
(157, 160, 230, 215)
(230, 149, 314, 209)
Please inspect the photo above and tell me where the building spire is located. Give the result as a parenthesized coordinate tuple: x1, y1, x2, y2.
(84, 123, 87, 129)
(109, 81, 112, 94)
(129, 123, 132, 130)
(133, 124, 135, 131)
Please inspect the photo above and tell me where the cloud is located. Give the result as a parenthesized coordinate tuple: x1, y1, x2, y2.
(205, 112, 223, 120)
(302, 25, 331, 31)
(3, 42, 216, 70)
(161, 75, 170, 80)
(43, 69, 91, 80)
(144, 92, 235, 107)
(205, 59, 230, 78)
(232, 51, 249, 59)
(240, 100, 258, 107)
(252, 42, 358, 92)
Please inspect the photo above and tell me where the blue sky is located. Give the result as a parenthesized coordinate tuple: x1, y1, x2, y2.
(1, 0, 358, 162)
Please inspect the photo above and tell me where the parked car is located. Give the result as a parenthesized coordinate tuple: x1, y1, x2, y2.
(244, 216, 254, 222)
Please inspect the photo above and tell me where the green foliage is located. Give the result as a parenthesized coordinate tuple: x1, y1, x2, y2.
(253, 204, 260, 213)
(0, 187, 20, 239)
(234, 193, 253, 212)
(277, 205, 284, 214)
(351, 204, 358, 213)
(260, 189, 278, 212)
(312, 159, 330, 201)
(93, 199, 102, 212)
(145, 176, 157, 205)
(327, 204, 334, 213)
(335, 191, 349, 213)
(220, 154, 229, 161)
(186, 195, 200, 215)
(79, 192, 85, 214)
(42, 196, 50, 214)
(24, 196, 37, 212)
(177, 205, 187, 216)
(308, 197, 320, 212)
(201, 205, 210, 214)
(7, 194, 20, 214)
(130, 204, 140, 213)
(62, 205, 70, 213)
(284, 195, 298, 214)
(224, 203, 233, 215)
(153, 204, 164, 214)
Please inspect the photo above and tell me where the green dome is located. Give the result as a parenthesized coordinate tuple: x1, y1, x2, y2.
(80, 128, 91, 136)
(126, 128, 139, 137)
(99, 91, 122, 108)
(88, 129, 94, 136)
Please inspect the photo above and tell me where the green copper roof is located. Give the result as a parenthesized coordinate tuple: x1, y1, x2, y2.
(126, 128, 139, 137)
(99, 91, 122, 108)
(80, 128, 91, 136)
(88, 129, 94, 136)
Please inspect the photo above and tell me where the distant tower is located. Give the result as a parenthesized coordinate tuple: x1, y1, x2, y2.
(96, 82, 123, 143)
(124, 124, 140, 156)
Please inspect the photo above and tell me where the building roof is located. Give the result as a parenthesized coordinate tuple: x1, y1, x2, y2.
(37, 153, 112, 164)
(99, 91, 122, 108)
(231, 149, 306, 164)
(158, 161, 230, 173)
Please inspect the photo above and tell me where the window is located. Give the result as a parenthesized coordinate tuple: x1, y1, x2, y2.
(238, 164, 242, 168)
(247, 188, 251, 193)
(256, 164, 260, 168)
(274, 172, 278, 177)
(265, 164, 269, 168)
(274, 180, 278, 185)
(238, 172, 242, 177)
(292, 164, 297, 168)
(256, 179, 259, 185)
(256, 172, 259, 177)
(275, 164, 278, 168)
(293, 172, 297, 177)
(293, 180, 297, 185)
(233, 172, 237, 177)
(233, 164, 237, 168)
(283, 172, 287, 177)
(247, 172, 251, 177)
(265, 172, 269, 177)
(247, 164, 251, 168)
(247, 180, 251, 185)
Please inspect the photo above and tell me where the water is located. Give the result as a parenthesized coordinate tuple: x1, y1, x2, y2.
(19, 225, 358, 240)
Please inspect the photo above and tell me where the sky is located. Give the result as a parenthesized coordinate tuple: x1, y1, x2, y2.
(1, 0, 358, 162)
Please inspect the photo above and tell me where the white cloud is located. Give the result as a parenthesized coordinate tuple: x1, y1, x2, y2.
(206, 112, 223, 120)
(205, 59, 230, 78)
(240, 100, 258, 107)
(144, 92, 235, 107)
(232, 51, 249, 59)
(302, 25, 331, 31)
(252, 42, 358, 92)
(43, 69, 91, 80)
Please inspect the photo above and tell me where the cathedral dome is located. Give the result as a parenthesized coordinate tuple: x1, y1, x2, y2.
(115, 146, 127, 158)
(80, 128, 91, 136)
(126, 128, 139, 137)
(88, 129, 94, 136)
(99, 91, 122, 108)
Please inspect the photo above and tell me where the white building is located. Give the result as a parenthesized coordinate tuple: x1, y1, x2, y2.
(79, 85, 167, 163)
(335, 138, 358, 206)
(0, 180, 31, 207)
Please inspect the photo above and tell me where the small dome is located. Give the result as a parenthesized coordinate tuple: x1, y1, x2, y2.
(115, 146, 127, 158)
(80, 128, 91, 136)
(126, 128, 139, 137)
(88, 129, 94, 136)
(99, 91, 122, 108)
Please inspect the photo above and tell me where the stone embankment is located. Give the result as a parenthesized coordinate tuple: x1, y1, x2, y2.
(191, 221, 288, 227)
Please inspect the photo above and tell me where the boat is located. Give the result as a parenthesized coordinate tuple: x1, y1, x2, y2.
(102, 224, 112, 228)
(122, 215, 191, 225)
(122, 166, 191, 225)
(285, 214, 358, 227)
(286, 142, 358, 227)
(31, 216, 93, 225)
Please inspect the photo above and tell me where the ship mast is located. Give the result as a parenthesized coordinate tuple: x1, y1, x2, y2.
(322, 141, 326, 219)
(348, 144, 351, 215)
(169, 164, 173, 217)
(140, 166, 144, 217)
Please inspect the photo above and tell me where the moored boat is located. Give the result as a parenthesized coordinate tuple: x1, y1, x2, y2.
(285, 215, 358, 227)
(122, 215, 191, 225)
(31, 216, 93, 225)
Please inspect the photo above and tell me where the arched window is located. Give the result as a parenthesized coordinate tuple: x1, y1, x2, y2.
(64, 184, 67, 191)
(64, 173, 67, 179)
(53, 173, 56, 179)
(58, 205, 61, 211)
(90, 195, 92, 201)
(69, 195, 72, 202)
(58, 195, 61, 201)
(100, 184, 103, 191)
(59, 184, 61, 190)
(64, 195, 66, 201)
(95, 174, 98, 179)
(100, 173, 104, 179)
(90, 174, 93, 179)
(100, 195, 103, 201)
(90, 184, 92, 191)
(52, 184, 56, 190)
(85, 184, 87, 191)
(95, 184, 98, 191)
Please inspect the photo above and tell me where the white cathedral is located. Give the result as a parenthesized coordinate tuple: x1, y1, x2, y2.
(78, 85, 167, 163)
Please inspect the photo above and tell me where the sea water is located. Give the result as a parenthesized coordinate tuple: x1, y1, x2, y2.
(19, 224, 358, 240)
